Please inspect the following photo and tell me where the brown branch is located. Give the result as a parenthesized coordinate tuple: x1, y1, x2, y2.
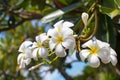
(0, 9, 43, 32)
(58, 68, 73, 80)
(12, 10, 43, 20)
(0, 19, 25, 32)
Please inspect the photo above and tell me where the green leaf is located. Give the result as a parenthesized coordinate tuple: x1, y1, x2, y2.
(59, 0, 68, 5)
(99, 5, 120, 18)
(96, 14, 116, 48)
(41, 2, 83, 23)
(114, 0, 120, 9)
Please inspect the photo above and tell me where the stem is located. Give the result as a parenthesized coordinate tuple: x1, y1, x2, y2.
(80, 7, 98, 42)
(73, 2, 96, 32)
(29, 56, 59, 71)
(29, 62, 45, 71)
(49, 56, 59, 64)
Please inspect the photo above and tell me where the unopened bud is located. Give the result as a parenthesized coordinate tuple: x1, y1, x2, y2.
(81, 12, 89, 26)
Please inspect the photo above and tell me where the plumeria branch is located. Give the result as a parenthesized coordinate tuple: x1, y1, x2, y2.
(29, 56, 59, 71)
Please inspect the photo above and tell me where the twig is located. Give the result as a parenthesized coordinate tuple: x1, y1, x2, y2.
(0, 19, 25, 32)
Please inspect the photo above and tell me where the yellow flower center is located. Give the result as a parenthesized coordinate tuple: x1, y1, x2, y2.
(56, 36, 63, 44)
(89, 46, 99, 54)
(57, 27, 61, 32)
(37, 42, 42, 48)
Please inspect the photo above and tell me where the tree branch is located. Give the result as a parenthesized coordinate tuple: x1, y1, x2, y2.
(58, 68, 73, 80)
(0, 19, 25, 32)
(0, 9, 43, 32)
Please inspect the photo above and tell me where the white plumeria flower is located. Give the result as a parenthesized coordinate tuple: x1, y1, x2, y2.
(32, 33, 48, 60)
(17, 41, 33, 68)
(79, 38, 117, 68)
(81, 12, 89, 26)
(47, 20, 75, 57)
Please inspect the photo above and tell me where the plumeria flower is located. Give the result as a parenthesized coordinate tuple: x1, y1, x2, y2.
(17, 41, 33, 68)
(79, 38, 117, 68)
(47, 20, 75, 57)
(32, 33, 48, 60)
(81, 12, 89, 26)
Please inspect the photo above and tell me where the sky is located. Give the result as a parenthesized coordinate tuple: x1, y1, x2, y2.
(0, 32, 5, 38)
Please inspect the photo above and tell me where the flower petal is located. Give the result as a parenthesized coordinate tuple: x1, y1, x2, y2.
(63, 21, 74, 27)
(24, 48, 32, 58)
(39, 33, 48, 43)
(98, 47, 110, 64)
(79, 49, 90, 61)
(61, 27, 73, 38)
(110, 55, 117, 66)
(53, 20, 64, 28)
(96, 39, 110, 48)
(49, 39, 57, 51)
(25, 58, 31, 65)
(36, 35, 41, 43)
(32, 42, 38, 48)
(88, 55, 100, 68)
(55, 44, 66, 57)
(32, 48, 39, 60)
(38, 47, 48, 58)
(19, 59, 25, 68)
(17, 53, 24, 65)
(62, 37, 75, 49)
(18, 41, 32, 52)
(110, 48, 117, 56)
(82, 40, 93, 48)
(47, 28, 59, 38)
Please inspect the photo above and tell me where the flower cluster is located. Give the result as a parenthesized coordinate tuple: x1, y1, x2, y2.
(17, 20, 75, 68)
(17, 12, 117, 69)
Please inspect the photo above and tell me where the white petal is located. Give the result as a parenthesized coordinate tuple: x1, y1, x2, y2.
(19, 59, 25, 68)
(32, 48, 39, 60)
(49, 39, 57, 51)
(47, 28, 59, 38)
(63, 21, 74, 27)
(18, 41, 32, 52)
(32, 42, 38, 48)
(62, 37, 75, 49)
(55, 44, 66, 57)
(54, 20, 64, 28)
(17, 53, 24, 65)
(24, 48, 32, 58)
(38, 47, 48, 58)
(110, 55, 117, 66)
(101, 58, 111, 64)
(98, 47, 110, 64)
(96, 39, 110, 48)
(88, 55, 100, 68)
(36, 35, 41, 42)
(79, 49, 90, 61)
(39, 33, 48, 43)
(110, 48, 117, 56)
(82, 40, 93, 48)
(61, 27, 73, 38)
(25, 58, 31, 65)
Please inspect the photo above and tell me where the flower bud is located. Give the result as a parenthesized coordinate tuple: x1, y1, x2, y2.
(81, 12, 89, 26)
